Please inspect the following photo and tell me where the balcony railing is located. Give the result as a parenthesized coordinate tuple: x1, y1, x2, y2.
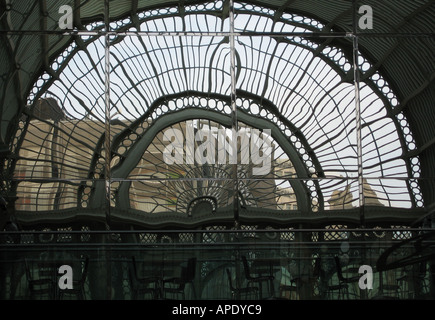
(0, 228, 433, 300)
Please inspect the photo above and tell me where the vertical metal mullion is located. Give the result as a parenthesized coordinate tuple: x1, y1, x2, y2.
(104, 0, 111, 228)
(353, 1, 369, 300)
(103, 0, 112, 300)
(354, 35, 364, 223)
(353, 1, 364, 228)
(229, 0, 239, 227)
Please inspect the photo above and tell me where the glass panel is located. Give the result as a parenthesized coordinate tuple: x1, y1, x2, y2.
(237, 178, 361, 224)
(235, 35, 357, 215)
(358, 35, 432, 210)
(363, 178, 412, 209)
(234, 1, 353, 35)
(110, 0, 230, 33)
(109, 34, 233, 222)
(108, 35, 232, 113)
(322, 178, 359, 211)
(13, 35, 107, 216)
(0, 0, 97, 32)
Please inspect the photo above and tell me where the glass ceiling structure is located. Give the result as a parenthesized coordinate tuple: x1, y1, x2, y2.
(0, 0, 434, 301)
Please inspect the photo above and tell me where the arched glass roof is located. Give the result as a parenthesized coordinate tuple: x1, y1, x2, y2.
(0, 0, 433, 231)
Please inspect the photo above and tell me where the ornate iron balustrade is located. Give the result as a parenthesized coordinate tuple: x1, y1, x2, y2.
(1, 228, 433, 300)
